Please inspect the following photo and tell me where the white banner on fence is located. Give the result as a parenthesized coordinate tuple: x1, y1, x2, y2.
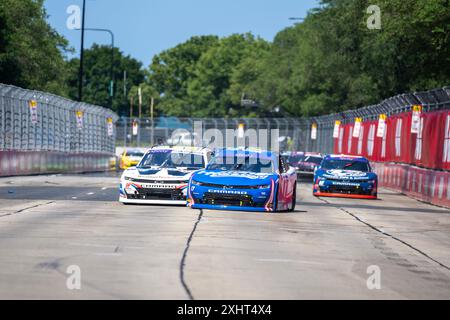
(353, 118, 362, 138)
(107, 118, 114, 136)
(132, 120, 139, 136)
(333, 121, 341, 138)
(76, 111, 83, 130)
(377, 114, 387, 138)
(411, 105, 422, 134)
(29, 100, 38, 124)
(311, 123, 318, 140)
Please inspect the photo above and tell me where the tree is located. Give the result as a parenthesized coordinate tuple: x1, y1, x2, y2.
(127, 83, 159, 117)
(0, 0, 70, 95)
(147, 35, 219, 116)
(248, 0, 449, 117)
(186, 33, 270, 117)
(66, 44, 145, 115)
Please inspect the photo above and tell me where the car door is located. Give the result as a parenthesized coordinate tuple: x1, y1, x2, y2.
(277, 156, 291, 209)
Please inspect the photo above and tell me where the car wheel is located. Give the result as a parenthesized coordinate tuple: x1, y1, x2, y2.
(288, 184, 297, 212)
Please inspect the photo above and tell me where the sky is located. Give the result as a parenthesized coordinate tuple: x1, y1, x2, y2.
(44, 0, 319, 67)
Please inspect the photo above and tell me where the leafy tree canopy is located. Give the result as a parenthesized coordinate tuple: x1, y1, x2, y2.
(0, 0, 70, 95)
(67, 44, 145, 115)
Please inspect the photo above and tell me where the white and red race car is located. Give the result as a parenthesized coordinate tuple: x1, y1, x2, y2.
(120, 146, 212, 205)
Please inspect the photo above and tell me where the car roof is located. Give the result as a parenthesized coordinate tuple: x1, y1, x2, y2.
(325, 154, 369, 161)
(304, 152, 323, 157)
(148, 146, 207, 155)
(290, 151, 305, 156)
(215, 148, 277, 159)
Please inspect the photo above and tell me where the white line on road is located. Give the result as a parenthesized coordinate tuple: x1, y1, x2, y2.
(255, 258, 324, 265)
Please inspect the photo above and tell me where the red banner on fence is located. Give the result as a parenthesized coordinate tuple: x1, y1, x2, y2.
(334, 109, 450, 172)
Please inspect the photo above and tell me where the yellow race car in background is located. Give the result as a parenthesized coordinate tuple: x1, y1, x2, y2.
(119, 149, 145, 170)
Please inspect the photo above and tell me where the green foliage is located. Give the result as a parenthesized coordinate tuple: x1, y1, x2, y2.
(146, 35, 219, 116)
(248, 0, 450, 116)
(127, 83, 159, 117)
(144, 34, 270, 117)
(66, 44, 145, 115)
(1, 0, 448, 117)
(0, 0, 70, 95)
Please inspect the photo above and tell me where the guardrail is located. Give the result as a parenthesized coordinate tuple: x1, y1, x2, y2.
(0, 83, 119, 176)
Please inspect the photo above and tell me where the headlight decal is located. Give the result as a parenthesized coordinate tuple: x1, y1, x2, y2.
(264, 179, 275, 212)
(191, 179, 204, 186)
(188, 179, 195, 206)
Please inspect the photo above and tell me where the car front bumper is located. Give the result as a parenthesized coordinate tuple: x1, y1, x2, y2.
(313, 191, 377, 199)
(119, 197, 186, 205)
(189, 203, 271, 212)
(313, 179, 377, 199)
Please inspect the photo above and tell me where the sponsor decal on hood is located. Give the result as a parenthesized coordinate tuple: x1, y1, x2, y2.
(197, 171, 272, 180)
(321, 169, 373, 180)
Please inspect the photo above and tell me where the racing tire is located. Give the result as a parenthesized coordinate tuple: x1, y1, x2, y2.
(288, 184, 297, 212)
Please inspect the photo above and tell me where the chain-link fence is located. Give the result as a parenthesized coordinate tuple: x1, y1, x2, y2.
(116, 117, 305, 151)
(0, 83, 118, 154)
(116, 86, 450, 154)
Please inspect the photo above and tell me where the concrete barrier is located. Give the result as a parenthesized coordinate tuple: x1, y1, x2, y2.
(0, 151, 112, 177)
(373, 162, 450, 208)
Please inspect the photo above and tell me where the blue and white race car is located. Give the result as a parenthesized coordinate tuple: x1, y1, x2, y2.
(313, 154, 378, 199)
(120, 146, 212, 205)
(187, 148, 298, 212)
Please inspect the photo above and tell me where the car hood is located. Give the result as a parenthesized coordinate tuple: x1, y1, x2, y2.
(317, 169, 377, 180)
(192, 170, 277, 186)
(123, 167, 196, 180)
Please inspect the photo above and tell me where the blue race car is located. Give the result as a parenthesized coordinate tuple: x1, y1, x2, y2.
(313, 154, 378, 199)
(187, 149, 298, 212)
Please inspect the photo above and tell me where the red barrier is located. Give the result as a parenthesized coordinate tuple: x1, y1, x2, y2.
(0, 151, 112, 177)
(334, 110, 450, 171)
(332, 109, 450, 207)
(372, 162, 449, 208)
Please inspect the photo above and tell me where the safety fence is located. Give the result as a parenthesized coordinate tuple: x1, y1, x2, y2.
(0, 83, 119, 176)
(116, 88, 449, 172)
(325, 86, 450, 207)
(116, 117, 311, 152)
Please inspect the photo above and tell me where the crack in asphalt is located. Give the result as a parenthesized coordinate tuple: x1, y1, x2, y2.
(0, 201, 55, 218)
(318, 197, 450, 271)
(179, 209, 204, 300)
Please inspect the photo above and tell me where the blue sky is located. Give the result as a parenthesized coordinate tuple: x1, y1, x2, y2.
(44, 0, 319, 67)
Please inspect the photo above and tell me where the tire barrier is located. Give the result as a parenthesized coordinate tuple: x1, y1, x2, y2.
(0, 151, 111, 177)
(372, 162, 450, 208)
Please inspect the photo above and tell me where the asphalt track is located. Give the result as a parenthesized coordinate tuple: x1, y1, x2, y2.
(0, 172, 449, 299)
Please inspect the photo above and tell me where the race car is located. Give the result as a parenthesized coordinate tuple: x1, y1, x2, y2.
(119, 146, 212, 205)
(313, 154, 378, 199)
(187, 148, 297, 212)
(288, 152, 323, 176)
(119, 148, 146, 170)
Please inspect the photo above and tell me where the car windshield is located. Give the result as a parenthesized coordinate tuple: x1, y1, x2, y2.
(305, 156, 323, 164)
(127, 151, 144, 157)
(288, 154, 305, 163)
(138, 151, 204, 169)
(207, 156, 274, 174)
(321, 159, 370, 172)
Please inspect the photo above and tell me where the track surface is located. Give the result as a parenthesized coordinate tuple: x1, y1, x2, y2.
(0, 173, 449, 299)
